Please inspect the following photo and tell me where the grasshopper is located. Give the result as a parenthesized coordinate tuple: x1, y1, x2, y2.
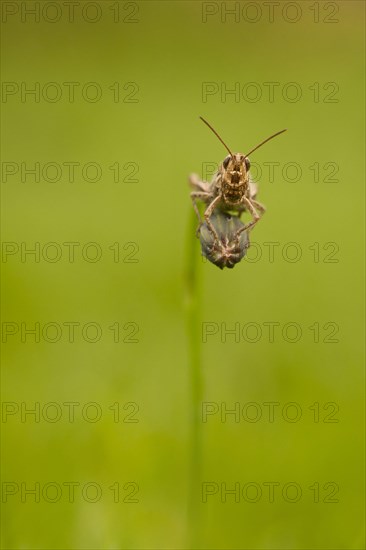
(189, 117, 286, 245)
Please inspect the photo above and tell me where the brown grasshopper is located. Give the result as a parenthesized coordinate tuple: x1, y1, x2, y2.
(189, 117, 286, 244)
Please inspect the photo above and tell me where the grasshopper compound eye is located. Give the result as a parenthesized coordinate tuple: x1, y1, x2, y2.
(244, 157, 250, 170)
(222, 156, 231, 169)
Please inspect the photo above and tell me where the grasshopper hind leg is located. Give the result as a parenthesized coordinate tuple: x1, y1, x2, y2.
(190, 191, 211, 236)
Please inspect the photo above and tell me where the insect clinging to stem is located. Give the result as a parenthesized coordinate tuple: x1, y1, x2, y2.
(189, 117, 287, 246)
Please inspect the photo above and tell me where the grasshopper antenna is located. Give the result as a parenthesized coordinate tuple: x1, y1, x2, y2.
(200, 116, 234, 158)
(245, 129, 287, 158)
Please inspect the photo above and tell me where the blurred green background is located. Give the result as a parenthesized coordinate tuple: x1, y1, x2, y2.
(1, 1, 365, 548)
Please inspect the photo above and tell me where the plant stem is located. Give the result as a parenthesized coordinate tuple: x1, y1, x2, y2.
(184, 209, 203, 549)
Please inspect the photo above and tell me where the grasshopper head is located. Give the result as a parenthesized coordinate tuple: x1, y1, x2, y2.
(222, 154, 250, 184)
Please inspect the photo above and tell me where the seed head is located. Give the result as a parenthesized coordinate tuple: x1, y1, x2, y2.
(199, 211, 250, 269)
